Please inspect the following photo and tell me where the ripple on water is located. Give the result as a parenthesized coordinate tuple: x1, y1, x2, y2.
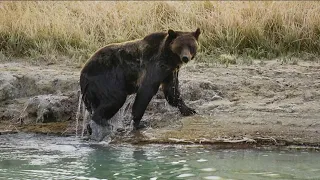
(310, 168, 320, 172)
(171, 159, 187, 165)
(1, 134, 320, 180)
(200, 168, 217, 172)
(76, 176, 106, 180)
(156, 156, 166, 159)
(177, 173, 195, 178)
(197, 158, 208, 162)
(203, 176, 222, 180)
(180, 167, 191, 171)
(245, 172, 282, 178)
(262, 173, 280, 177)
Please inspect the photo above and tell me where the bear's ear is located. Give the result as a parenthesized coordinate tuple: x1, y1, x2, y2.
(168, 29, 177, 39)
(193, 28, 201, 40)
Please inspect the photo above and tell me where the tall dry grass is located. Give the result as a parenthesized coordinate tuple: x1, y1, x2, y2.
(0, 1, 320, 64)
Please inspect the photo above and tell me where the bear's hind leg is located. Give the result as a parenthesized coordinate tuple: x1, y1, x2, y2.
(92, 94, 127, 127)
(87, 68, 128, 140)
(89, 93, 127, 141)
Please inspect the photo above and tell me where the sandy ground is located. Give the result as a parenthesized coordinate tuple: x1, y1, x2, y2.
(0, 60, 319, 147)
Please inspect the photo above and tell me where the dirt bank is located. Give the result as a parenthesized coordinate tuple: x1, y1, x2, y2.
(0, 60, 319, 146)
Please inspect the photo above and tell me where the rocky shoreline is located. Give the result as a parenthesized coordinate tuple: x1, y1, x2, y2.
(1, 60, 320, 147)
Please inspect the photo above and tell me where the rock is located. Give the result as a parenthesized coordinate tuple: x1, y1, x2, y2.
(0, 63, 79, 102)
(19, 93, 78, 124)
(180, 80, 220, 101)
(0, 72, 17, 101)
(0, 130, 18, 135)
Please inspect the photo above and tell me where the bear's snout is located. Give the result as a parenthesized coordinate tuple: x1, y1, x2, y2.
(180, 48, 192, 63)
(182, 56, 190, 63)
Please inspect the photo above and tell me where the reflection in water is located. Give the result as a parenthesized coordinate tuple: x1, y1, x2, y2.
(0, 133, 320, 180)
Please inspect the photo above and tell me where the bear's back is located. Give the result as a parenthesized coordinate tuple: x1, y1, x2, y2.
(81, 31, 168, 75)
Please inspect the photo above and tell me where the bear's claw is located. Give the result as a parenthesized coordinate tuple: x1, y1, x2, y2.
(181, 107, 197, 116)
(133, 121, 149, 131)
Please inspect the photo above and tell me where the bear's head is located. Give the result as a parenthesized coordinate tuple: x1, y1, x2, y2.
(168, 28, 201, 63)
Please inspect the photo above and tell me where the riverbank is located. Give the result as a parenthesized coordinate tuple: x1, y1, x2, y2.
(0, 59, 319, 147)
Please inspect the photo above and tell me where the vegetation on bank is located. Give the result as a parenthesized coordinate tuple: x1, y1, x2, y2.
(0, 1, 320, 64)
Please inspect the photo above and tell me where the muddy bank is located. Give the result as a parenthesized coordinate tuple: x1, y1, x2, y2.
(0, 60, 319, 146)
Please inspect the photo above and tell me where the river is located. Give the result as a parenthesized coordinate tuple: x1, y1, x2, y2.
(0, 133, 319, 180)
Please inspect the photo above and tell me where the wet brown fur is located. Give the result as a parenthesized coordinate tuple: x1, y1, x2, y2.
(80, 29, 201, 130)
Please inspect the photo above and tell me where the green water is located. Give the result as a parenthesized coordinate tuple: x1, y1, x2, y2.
(0, 133, 319, 180)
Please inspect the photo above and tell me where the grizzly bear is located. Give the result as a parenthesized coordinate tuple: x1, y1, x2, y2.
(80, 28, 201, 132)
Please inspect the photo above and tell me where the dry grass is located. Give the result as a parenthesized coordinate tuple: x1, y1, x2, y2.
(1, 1, 320, 64)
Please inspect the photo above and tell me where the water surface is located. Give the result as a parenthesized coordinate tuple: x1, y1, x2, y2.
(0, 133, 319, 180)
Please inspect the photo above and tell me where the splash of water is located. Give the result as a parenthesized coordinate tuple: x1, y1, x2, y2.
(75, 91, 82, 138)
(81, 104, 89, 138)
(75, 93, 136, 141)
(115, 94, 136, 131)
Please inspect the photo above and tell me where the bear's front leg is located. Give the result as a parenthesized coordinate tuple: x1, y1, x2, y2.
(162, 71, 196, 116)
(131, 64, 170, 130)
(132, 84, 159, 130)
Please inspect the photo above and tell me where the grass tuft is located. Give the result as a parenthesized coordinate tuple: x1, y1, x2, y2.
(0, 1, 320, 64)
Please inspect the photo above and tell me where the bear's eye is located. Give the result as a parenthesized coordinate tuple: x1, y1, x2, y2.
(176, 46, 183, 53)
(189, 45, 195, 55)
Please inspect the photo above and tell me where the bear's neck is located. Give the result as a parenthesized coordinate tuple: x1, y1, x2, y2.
(155, 37, 183, 68)
(162, 52, 181, 68)
(158, 50, 181, 68)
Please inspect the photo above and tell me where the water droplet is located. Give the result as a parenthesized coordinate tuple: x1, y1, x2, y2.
(150, 178, 157, 180)
(114, 173, 120, 176)
(171, 161, 180, 165)
(177, 174, 195, 178)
